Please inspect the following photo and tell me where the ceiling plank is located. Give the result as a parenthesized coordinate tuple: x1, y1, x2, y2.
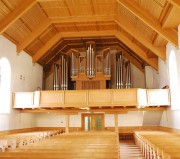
(60, 31, 116, 38)
(116, 0, 178, 46)
(115, 31, 158, 70)
(115, 16, 166, 61)
(17, 19, 52, 53)
(51, 15, 114, 23)
(167, 0, 180, 9)
(0, 0, 37, 34)
(33, 33, 62, 63)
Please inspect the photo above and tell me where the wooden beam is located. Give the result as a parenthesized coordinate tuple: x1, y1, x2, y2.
(19, 106, 167, 113)
(33, 33, 62, 63)
(51, 15, 114, 23)
(17, 19, 52, 53)
(116, 0, 178, 46)
(115, 16, 166, 61)
(0, 0, 36, 34)
(167, 0, 180, 9)
(115, 31, 158, 70)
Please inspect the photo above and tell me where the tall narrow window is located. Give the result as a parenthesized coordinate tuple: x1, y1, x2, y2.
(0, 58, 11, 114)
(168, 50, 180, 110)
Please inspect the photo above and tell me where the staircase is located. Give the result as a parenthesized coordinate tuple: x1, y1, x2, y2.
(119, 140, 144, 159)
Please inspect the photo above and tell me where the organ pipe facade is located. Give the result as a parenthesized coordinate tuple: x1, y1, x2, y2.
(116, 52, 131, 89)
(52, 42, 132, 90)
(61, 54, 68, 90)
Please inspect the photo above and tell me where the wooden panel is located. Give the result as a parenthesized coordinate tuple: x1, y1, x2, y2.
(147, 89, 170, 106)
(88, 89, 112, 106)
(112, 89, 138, 106)
(13, 92, 34, 108)
(64, 90, 87, 106)
(40, 90, 64, 107)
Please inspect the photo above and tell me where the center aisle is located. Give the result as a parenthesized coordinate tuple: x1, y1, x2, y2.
(119, 140, 144, 159)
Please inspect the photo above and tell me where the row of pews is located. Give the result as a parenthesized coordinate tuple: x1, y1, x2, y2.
(134, 131, 180, 159)
(0, 131, 119, 159)
(0, 130, 63, 152)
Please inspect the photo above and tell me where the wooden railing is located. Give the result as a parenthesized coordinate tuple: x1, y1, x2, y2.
(12, 89, 170, 109)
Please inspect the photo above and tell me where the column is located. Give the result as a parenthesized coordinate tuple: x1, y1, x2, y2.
(114, 114, 119, 133)
(65, 115, 70, 133)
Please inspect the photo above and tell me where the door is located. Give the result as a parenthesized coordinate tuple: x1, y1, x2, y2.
(82, 114, 104, 131)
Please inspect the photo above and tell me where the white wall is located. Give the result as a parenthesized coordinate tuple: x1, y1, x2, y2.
(34, 113, 82, 128)
(0, 35, 43, 130)
(131, 64, 145, 88)
(145, 66, 159, 88)
(159, 26, 180, 129)
(118, 111, 144, 126)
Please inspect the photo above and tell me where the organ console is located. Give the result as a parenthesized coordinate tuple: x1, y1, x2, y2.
(52, 42, 131, 90)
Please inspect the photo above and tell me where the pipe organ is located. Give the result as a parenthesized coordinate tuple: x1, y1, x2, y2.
(71, 42, 111, 90)
(116, 51, 132, 89)
(52, 43, 132, 90)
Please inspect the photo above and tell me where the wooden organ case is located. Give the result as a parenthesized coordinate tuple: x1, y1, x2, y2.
(71, 42, 111, 90)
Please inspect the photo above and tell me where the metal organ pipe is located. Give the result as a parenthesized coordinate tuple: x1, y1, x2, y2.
(53, 63, 59, 90)
(116, 52, 123, 89)
(61, 55, 68, 90)
(86, 44, 95, 76)
(125, 61, 131, 88)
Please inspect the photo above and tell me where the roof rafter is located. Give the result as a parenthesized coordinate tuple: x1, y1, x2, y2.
(167, 0, 180, 9)
(33, 30, 157, 70)
(33, 33, 62, 63)
(115, 16, 166, 61)
(116, 0, 178, 46)
(0, 0, 37, 34)
(17, 18, 52, 53)
(115, 31, 158, 70)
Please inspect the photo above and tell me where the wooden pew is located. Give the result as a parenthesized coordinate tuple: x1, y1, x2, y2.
(0, 132, 119, 159)
(0, 130, 62, 152)
(134, 131, 180, 159)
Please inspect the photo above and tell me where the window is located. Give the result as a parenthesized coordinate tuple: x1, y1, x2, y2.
(168, 50, 180, 110)
(0, 57, 11, 113)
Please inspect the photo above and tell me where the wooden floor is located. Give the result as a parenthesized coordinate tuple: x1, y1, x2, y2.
(119, 140, 144, 159)
(0, 131, 119, 159)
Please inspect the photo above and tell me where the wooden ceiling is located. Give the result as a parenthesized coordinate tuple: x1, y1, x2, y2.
(0, 0, 179, 71)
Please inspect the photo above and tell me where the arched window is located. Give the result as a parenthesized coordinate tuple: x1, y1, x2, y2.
(0, 57, 11, 114)
(168, 50, 180, 110)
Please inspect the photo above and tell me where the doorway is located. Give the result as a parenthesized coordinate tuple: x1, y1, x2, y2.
(82, 113, 104, 131)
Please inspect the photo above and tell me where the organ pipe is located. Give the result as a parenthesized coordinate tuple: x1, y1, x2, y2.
(103, 48, 111, 76)
(86, 43, 95, 76)
(61, 55, 68, 90)
(116, 52, 123, 89)
(53, 63, 59, 90)
(125, 61, 131, 89)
